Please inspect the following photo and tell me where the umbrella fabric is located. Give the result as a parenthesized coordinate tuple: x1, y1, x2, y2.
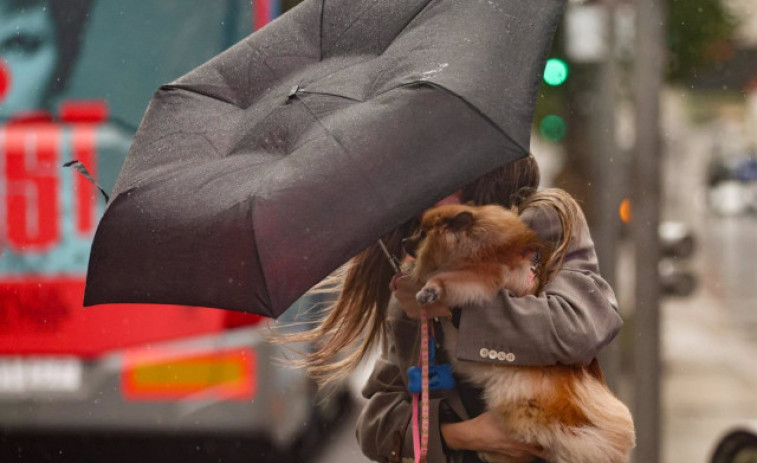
(84, 0, 566, 318)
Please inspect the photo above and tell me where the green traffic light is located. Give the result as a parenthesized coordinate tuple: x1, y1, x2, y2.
(543, 58, 569, 86)
(540, 114, 566, 142)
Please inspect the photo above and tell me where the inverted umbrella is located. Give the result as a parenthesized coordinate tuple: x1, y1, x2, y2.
(84, 0, 566, 318)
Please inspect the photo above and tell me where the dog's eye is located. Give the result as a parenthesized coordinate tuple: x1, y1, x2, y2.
(420, 230, 427, 240)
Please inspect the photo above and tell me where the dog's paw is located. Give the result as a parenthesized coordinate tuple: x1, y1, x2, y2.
(416, 284, 441, 305)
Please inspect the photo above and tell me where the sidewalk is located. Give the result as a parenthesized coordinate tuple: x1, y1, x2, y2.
(661, 220, 757, 463)
(663, 290, 757, 462)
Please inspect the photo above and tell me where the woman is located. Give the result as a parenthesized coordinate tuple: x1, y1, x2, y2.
(284, 154, 622, 463)
(0, 0, 92, 120)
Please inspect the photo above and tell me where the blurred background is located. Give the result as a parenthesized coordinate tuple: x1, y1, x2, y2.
(1, 0, 756, 462)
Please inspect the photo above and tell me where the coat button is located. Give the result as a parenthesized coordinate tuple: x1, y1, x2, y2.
(479, 348, 489, 358)
(505, 353, 516, 362)
(488, 350, 498, 360)
(497, 351, 507, 361)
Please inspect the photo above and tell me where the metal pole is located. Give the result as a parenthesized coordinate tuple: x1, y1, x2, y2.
(632, 0, 665, 461)
(594, 0, 622, 393)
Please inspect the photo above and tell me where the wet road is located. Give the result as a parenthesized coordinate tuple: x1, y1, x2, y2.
(662, 214, 757, 463)
(660, 107, 757, 463)
(699, 216, 757, 343)
(314, 405, 370, 463)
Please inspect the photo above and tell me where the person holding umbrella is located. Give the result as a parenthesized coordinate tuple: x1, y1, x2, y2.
(78, 0, 615, 458)
(285, 154, 622, 463)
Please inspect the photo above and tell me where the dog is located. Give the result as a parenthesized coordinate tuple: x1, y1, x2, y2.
(403, 203, 635, 463)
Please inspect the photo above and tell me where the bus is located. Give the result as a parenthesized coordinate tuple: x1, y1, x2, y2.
(0, 1, 347, 460)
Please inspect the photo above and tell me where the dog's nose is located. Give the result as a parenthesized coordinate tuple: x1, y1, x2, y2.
(401, 237, 417, 258)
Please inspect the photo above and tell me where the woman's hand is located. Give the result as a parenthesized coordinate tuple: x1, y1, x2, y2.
(390, 274, 452, 319)
(441, 411, 548, 460)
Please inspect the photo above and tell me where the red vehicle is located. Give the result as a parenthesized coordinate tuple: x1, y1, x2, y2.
(0, 2, 348, 461)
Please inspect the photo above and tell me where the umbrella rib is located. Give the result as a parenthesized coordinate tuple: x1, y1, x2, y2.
(386, 81, 530, 156)
(115, 130, 224, 193)
(296, 90, 362, 102)
(321, 0, 381, 54)
(320, 0, 434, 57)
(386, 0, 436, 49)
(294, 97, 392, 213)
(161, 84, 241, 107)
(247, 197, 274, 316)
(318, 0, 325, 61)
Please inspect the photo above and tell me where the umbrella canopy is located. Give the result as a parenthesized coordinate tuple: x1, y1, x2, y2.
(84, 0, 566, 318)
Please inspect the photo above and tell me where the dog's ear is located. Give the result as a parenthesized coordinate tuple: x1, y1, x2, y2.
(446, 211, 474, 230)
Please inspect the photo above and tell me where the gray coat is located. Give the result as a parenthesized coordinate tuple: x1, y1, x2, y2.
(355, 204, 623, 463)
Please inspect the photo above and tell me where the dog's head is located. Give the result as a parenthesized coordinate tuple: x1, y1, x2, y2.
(404, 204, 543, 274)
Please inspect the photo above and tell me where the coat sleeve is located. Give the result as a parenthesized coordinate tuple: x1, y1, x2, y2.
(356, 316, 450, 463)
(454, 204, 622, 367)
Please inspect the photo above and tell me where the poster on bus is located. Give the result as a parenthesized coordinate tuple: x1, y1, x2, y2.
(0, 0, 256, 358)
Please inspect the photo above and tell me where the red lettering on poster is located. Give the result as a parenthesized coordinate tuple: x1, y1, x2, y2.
(60, 100, 108, 124)
(72, 127, 98, 235)
(4, 125, 61, 251)
(254, 0, 271, 31)
(0, 59, 10, 101)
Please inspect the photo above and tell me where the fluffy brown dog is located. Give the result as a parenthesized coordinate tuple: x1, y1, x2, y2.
(405, 203, 635, 463)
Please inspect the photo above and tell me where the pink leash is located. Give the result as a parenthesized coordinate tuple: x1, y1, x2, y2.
(412, 308, 430, 463)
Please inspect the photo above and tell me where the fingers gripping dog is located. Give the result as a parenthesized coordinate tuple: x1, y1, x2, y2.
(405, 200, 635, 463)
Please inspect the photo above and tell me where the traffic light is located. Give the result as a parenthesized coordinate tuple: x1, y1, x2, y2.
(537, 57, 570, 143)
(543, 58, 570, 86)
(539, 114, 567, 142)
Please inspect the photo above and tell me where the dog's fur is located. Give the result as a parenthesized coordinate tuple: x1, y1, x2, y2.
(404, 203, 635, 463)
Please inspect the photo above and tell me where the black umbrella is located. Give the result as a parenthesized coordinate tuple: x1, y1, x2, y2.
(84, 0, 566, 318)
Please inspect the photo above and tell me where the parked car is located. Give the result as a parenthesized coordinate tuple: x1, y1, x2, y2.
(707, 152, 757, 216)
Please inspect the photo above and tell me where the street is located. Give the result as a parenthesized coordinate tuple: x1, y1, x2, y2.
(662, 215, 757, 463)
(314, 406, 371, 463)
(660, 99, 757, 462)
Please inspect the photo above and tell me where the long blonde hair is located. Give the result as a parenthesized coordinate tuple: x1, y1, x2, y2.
(275, 154, 581, 385)
(519, 188, 581, 286)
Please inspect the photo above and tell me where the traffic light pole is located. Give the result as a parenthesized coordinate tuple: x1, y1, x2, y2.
(592, 0, 622, 394)
(632, 0, 666, 461)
